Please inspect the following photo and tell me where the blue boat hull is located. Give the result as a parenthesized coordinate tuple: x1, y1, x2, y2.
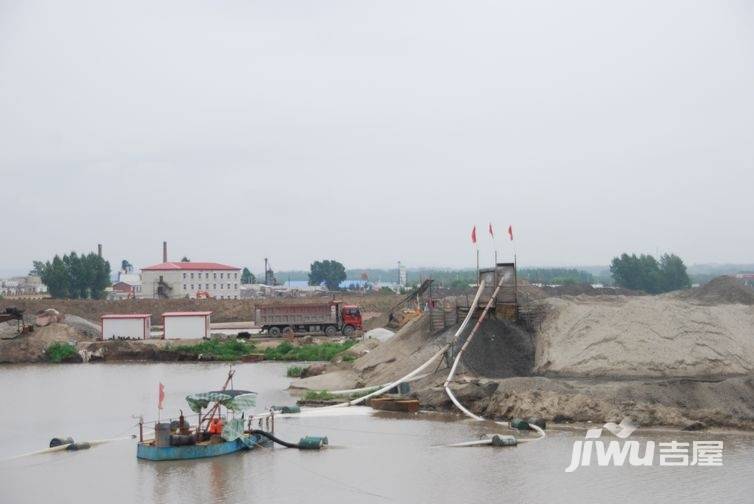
(137, 435, 264, 461)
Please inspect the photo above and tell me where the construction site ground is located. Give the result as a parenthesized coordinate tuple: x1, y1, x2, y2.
(3, 277, 754, 429)
(290, 276, 754, 430)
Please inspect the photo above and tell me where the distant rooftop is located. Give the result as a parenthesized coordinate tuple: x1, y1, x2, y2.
(162, 311, 213, 317)
(142, 262, 240, 271)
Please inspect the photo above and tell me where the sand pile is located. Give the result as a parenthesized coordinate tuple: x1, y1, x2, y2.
(535, 296, 754, 378)
(64, 315, 101, 339)
(680, 276, 754, 305)
(0, 323, 92, 363)
(353, 314, 455, 385)
(364, 328, 395, 342)
(0, 322, 19, 339)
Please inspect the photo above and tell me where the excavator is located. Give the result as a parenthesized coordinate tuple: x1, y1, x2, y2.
(387, 279, 434, 329)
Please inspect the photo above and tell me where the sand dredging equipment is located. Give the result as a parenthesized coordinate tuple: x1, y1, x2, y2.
(307, 276, 546, 447)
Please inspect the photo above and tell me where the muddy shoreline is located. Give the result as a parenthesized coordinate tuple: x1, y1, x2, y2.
(4, 280, 754, 431)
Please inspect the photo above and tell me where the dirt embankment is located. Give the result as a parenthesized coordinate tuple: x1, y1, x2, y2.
(0, 293, 401, 364)
(290, 277, 754, 429)
(0, 322, 94, 363)
(678, 275, 754, 305)
(0, 293, 403, 326)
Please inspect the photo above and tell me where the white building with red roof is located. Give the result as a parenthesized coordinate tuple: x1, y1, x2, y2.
(141, 261, 242, 299)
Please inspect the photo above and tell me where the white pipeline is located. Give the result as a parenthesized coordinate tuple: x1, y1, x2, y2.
(2, 435, 135, 462)
(323, 279, 486, 409)
(443, 276, 545, 443)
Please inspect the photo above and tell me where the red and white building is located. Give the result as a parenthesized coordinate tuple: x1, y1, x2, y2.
(162, 311, 212, 339)
(101, 314, 152, 340)
(141, 262, 242, 299)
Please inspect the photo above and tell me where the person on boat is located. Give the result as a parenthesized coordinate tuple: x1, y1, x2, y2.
(208, 417, 224, 435)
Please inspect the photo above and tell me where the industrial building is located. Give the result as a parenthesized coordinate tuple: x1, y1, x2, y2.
(140, 242, 241, 299)
(100, 314, 151, 340)
(141, 262, 242, 299)
(162, 311, 212, 339)
(0, 275, 48, 298)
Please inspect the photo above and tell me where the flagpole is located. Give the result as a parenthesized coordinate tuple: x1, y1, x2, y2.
(488, 223, 497, 266)
(476, 248, 479, 282)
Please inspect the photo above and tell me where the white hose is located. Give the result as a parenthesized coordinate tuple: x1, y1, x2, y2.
(324, 372, 433, 396)
(283, 278, 545, 443)
(324, 280, 486, 409)
(443, 276, 545, 443)
(2, 435, 135, 461)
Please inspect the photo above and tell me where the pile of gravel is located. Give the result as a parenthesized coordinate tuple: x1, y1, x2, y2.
(684, 276, 754, 305)
(455, 318, 535, 378)
(63, 315, 101, 339)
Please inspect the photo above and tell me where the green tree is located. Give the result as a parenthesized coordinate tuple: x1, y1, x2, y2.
(181, 256, 190, 262)
(241, 267, 255, 284)
(610, 252, 690, 294)
(659, 253, 691, 292)
(88, 253, 111, 299)
(36, 251, 111, 299)
(308, 260, 347, 291)
(121, 259, 133, 273)
(38, 255, 69, 298)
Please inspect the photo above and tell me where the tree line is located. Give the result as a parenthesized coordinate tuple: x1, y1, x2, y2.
(518, 268, 594, 285)
(34, 252, 111, 299)
(610, 253, 690, 293)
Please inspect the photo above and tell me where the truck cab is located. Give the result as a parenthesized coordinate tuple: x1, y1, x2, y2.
(340, 304, 363, 335)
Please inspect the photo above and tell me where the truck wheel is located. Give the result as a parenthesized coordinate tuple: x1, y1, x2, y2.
(342, 325, 355, 337)
(283, 326, 295, 340)
(268, 327, 281, 338)
(324, 325, 337, 337)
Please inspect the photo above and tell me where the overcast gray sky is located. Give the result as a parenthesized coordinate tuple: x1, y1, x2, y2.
(2, 0, 753, 275)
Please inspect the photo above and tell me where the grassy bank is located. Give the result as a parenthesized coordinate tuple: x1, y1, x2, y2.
(302, 387, 377, 402)
(169, 339, 258, 361)
(264, 340, 357, 361)
(45, 342, 79, 363)
(166, 339, 356, 362)
(287, 366, 305, 377)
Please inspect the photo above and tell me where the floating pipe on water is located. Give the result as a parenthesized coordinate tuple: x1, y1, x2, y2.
(250, 430, 328, 450)
(2, 435, 134, 462)
(442, 277, 546, 443)
(446, 435, 518, 448)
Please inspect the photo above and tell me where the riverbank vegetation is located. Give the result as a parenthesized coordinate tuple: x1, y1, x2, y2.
(287, 365, 304, 377)
(45, 342, 78, 363)
(264, 340, 357, 361)
(170, 339, 258, 361)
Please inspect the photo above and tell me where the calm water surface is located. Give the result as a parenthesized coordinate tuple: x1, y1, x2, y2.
(0, 363, 752, 504)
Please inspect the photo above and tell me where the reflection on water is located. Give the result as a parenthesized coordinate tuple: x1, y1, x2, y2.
(1, 363, 753, 504)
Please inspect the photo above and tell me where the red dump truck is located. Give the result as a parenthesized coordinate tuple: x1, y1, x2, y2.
(255, 302, 363, 337)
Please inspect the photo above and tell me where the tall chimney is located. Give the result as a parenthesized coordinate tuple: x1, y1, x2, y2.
(97, 244, 102, 257)
(163, 241, 168, 263)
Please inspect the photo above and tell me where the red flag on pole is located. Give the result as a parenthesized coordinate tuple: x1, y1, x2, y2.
(158, 382, 165, 410)
(488, 223, 494, 238)
(508, 225, 513, 241)
(471, 226, 477, 245)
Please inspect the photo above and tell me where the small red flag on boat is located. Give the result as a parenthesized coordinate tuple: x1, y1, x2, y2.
(158, 382, 165, 410)
(471, 226, 477, 245)
(488, 223, 494, 238)
(508, 225, 513, 241)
